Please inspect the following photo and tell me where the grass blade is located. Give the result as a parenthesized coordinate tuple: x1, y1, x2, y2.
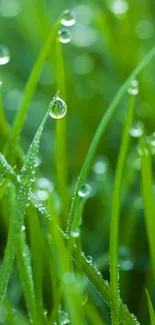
(17, 233, 38, 325)
(140, 139, 155, 280)
(4, 22, 59, 162)
(55, 38, 68, 224)
(0, 100, 53, 302)
(110, 94, 135, 324)
(146, 289, 155, 325)
(68, 44, 155, 234)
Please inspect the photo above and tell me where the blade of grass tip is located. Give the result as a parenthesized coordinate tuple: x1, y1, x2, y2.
(55, 38, 69, 225)
(146, 289, 155, 325)
(29, 191, 140, 325)
(67, 44, 155, 235)
(79, 252, 140, 325)
(17, 232, 38, 325)
(0, 99, 53, 302)
(140, 138, 155, 280)
(4, 21, 60, 163)
(110, 94, 135, 325)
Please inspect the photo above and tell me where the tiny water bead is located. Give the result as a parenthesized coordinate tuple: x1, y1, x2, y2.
(128, 80, 139, 96)
(0, 45, 10, 65)
(49, 96, 67, 119)
(129, 121, 144, 138)
(78, 184, 91, 198)
(58, 29, 71, 44)
(61, 9, 76, 27)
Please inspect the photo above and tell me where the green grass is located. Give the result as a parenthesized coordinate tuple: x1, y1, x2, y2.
(1, 2, 155, 325)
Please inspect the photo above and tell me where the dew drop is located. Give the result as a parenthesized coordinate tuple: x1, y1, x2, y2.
(129, 121, 144, 138)
(0, 45, 10, 65)
(35, 189, 49, 201)
(49, 96, 67, 119)
(110, 0, 129, 16)
(78, 184, 91, 198)
(58, 29, 71, 44)
(21, 225, 26, 232)
(59, 310, 70, 324)
(92, 156, 108, 175)
(61, 9, 76, 27)
(128, 80, 139, 96)
(86, 255, 93, 263)
(71, 228, 80, 238)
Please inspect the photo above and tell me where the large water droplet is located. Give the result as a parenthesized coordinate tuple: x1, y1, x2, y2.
(0, 45, 10, 65)
(86, 255, 93, 263)
(128, 80, 139, 96)
(71, 228, 80, 238)
(129, 121, 144, 138)
(21, 225, 26, 232)
(58, 29, 71, 44)
(61, 9, 76, 26)
(78, 184, 91, 198)
(110, 0, 129, 16)
(49, 96, 67, 119)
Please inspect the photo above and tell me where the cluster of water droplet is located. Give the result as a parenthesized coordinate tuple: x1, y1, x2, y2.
(58, 9, 76, 44)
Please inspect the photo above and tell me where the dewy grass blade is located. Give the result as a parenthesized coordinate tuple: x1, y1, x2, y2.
(31, 195, 139, 325)
(110, 94, 135, 324)
(140, 140, 155, 280)
(55, 38, 69, 223)
(0, 99, 53, 302)
(146, 289, 155, 325)
(4, 22, 59, 162)
(68, 44, 155, 234)
(17, 233, 38, 325)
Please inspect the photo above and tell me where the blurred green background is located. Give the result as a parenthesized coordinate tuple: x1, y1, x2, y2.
(1, 0, 155, 323)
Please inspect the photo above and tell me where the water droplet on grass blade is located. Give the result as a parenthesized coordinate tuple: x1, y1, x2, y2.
(86, 255, 93, 263)
(49, 96, 67, 119)
(58, 29, 71, 43)
(0, 45, 10, 65)
(59, 310, 70, 324)
(61, 9, 76, 26)
(78, 184, 91, 198)
(128, 80, 139, 96)
(71, 228, 80, 238)
(21, 225, 26, 231)
(129, 121, 144, 137)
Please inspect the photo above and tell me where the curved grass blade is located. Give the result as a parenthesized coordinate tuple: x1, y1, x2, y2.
(146, 289, 155, 325)
(68, 44, 155, 234)
(110, 94, 135, 324)
(4, 22, 59, 162)
(140, 139, 155, 280)
(55, 38, 69, 224)
(0, 100, 53, 302)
